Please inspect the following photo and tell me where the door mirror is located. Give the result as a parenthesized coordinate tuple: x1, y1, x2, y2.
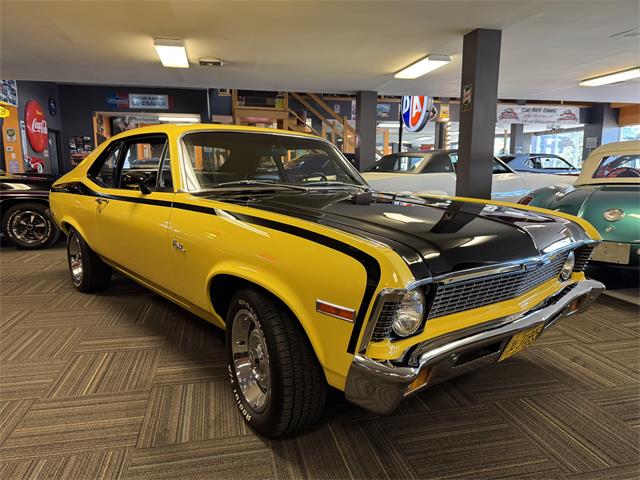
(121, 171, 151, 194)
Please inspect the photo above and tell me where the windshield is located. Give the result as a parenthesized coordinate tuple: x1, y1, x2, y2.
(593, 154, 640, 179)
(180, 131, 365, 191)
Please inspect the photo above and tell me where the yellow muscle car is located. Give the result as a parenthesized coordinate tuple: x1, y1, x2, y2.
(49, 124, 604, 437)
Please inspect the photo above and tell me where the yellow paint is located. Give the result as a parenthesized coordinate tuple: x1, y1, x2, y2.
(50, 124, 598, 391)
(0, 104, 9, 118)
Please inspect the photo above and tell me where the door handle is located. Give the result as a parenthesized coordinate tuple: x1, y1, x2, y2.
(95, 197, 110, 205)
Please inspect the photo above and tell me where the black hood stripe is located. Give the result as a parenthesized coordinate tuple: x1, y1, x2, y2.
(52, 181, 382, 353)
(216, 199, 430, 280)
(226, 212, 381, 353)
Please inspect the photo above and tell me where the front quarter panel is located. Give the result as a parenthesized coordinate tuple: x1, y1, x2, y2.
(167, 198, 414, 390)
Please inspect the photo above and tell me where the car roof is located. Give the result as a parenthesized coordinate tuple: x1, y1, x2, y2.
(577, 140, 640, 186)
(107, 123, 322, 142)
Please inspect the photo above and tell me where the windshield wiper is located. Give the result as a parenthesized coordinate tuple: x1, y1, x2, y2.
(303, 181, 372, 191)
(209, 180, 308, 192)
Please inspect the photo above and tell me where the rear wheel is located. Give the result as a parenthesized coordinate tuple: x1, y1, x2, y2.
(226, 288, 327, 437)
(66, 229, 111, 293)
(2, 203, 60, 249)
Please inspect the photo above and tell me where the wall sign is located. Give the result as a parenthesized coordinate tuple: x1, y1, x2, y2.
(0, 104, 9, 118)
(24, 99, 48, 153)
(0, 80, 18, 106)
(129, 94, 170, 110)
(461, 85, 473, 112)
(48, 97, 57, 116)
(438, 103, 450, 122)
(401, 96, 432, 132)
(497, 104, 580, 125)
(106, 92, 129, 109)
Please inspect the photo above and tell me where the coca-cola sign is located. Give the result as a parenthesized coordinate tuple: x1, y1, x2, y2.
(25, 99, 48, 153)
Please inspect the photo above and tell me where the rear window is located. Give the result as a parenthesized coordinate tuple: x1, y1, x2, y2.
(593, 154, 640, 178)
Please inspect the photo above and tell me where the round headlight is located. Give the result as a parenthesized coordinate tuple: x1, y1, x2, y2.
(392, 289, 425, 337)
(603, 208, 625, 222)
(559, 251, 575, 281)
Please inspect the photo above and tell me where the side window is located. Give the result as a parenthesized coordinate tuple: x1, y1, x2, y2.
(88, 143, 122, 188)
(492, 158, 511, 174)
(118, 137, 167, 191)
(422, 153, 454, 173)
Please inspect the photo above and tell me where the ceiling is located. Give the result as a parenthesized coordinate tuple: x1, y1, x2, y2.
(2, 0, 639, 102)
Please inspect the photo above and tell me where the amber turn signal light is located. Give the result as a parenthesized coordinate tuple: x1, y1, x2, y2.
(405, 367, 432, 395)
(316, 300, 356, 322)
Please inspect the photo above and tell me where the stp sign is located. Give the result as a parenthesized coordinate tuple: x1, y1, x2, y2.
(25, 99, 48, 153)
(402, 96, 431, 132)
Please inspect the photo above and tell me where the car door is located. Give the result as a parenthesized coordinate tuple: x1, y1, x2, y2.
(91, 134, 175, 288)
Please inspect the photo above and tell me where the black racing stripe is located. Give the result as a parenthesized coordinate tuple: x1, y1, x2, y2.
(53, 181, 380, 352)
(226, 201, 430, 280)
(228, 211, 381, 354)
(52, 182, 217, 215)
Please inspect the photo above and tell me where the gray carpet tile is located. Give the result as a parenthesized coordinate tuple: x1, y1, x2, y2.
(1, 244, 638, 479)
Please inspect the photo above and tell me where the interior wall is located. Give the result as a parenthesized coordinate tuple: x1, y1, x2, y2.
(58, 84, 208, 170)
(16, 81, 63, 174)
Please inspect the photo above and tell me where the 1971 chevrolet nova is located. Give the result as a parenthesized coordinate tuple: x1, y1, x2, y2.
(50, 125, 604, 437)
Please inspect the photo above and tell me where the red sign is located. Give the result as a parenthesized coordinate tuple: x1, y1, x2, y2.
(25, 99, 48, 153)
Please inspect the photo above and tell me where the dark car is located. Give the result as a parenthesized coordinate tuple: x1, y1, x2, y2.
(0, 172, 61, 249)
(499, 153, 580, 175)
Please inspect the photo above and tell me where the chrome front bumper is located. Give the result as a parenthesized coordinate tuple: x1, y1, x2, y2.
(344, 279, 604, 415)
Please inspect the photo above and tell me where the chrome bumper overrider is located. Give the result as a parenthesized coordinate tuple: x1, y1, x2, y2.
(344, 279, 604, 415)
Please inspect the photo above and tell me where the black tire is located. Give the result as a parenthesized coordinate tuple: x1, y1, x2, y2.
(66, 228, 111, 293)
(2, 202, 60, 249)
(226, 288, 327, 437)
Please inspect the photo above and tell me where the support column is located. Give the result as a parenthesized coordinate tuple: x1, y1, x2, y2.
(456, 28, 502, 199)
(356, 91, 377, 170)
(509, 123, 524, 154)
(582, 103, 619, 161)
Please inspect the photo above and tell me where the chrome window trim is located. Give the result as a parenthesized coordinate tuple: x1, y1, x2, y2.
(175, 128, 367, 192)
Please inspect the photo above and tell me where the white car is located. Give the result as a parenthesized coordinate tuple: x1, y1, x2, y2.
(361, 150, 575, 203)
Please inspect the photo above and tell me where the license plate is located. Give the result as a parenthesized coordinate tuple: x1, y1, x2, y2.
(591, 242, 630, 265)
(499, 324, 545, 362)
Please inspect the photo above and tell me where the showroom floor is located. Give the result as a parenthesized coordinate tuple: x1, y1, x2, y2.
(0, 244, 638, 480)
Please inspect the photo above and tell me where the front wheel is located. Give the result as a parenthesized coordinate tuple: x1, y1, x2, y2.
(226, 288, 327, 437)
(66, 229, 112, 293)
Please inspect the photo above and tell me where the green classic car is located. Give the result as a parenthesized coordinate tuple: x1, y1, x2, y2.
(521, 140, 639, 269)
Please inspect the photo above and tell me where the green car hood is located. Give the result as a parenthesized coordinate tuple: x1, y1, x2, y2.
(548, 184, 640, 243)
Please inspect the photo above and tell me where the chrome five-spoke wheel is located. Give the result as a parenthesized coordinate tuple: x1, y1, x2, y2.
(68, 233, 84, 286)
(231, 308, 271, 413)
(9, 210, 51, 246)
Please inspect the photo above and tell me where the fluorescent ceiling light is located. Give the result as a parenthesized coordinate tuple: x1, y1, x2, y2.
(579, 67, 640, 86)
(378, 122, 400, 128)
(158, 115, 200, 123)
(395, 54, 451, 79)
(154, 38, 189, 68)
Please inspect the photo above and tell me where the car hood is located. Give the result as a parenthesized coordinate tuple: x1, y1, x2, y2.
(206, 190, 589, 277)
(549, 184, 640, 243)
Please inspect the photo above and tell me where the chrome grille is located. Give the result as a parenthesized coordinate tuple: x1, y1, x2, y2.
(427, 251, 570, 320)
(371, 301, 401, 341)
(574, 245, 595, 272)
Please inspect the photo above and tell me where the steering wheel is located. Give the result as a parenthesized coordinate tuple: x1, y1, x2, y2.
(301, 172, 328, 182)
(606, 167, 640, 178)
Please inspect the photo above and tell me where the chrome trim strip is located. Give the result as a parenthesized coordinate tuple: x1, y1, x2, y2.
(344, 278, 604, 414)
(315, 299, 356, 323)
(406, 239, 598, 289)
(358, 288, 406, 353)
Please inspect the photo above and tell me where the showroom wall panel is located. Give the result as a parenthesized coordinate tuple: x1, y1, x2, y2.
(16, 81, 63, 175)
(58, 84, 208, 170)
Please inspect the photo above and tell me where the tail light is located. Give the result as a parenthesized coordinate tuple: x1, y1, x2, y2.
(518, 195, 533, 205)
